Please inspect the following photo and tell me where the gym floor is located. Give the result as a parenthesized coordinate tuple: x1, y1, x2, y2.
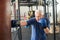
(11, 25, 60, 40)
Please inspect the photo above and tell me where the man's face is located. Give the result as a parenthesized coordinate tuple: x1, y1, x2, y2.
(35, 12, 42, 21)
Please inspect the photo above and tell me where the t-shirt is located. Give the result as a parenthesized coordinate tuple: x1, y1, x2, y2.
(42, 17, 50, 29)
(26, 17, 47, 40)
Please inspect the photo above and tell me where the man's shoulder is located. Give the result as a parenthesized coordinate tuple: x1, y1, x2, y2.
(30, 17, 35, 20)
(27, 17, 36, 22)
(38, 18, 47, 23)
(40, 18, 46, 21)
(40, 17, 49, 21)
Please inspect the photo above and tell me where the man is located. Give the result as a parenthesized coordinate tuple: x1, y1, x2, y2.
(20, 10, 50, 40)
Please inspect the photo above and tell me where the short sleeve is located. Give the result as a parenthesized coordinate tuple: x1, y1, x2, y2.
(38, 18, 47, 29)
(44, 18, 50, 29)
(26, 18, 35, 26)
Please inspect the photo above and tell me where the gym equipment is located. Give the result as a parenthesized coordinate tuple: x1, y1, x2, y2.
(0, 0, 11, 40)
(28, 11, 35, 19)
(11, 20, 20, 27)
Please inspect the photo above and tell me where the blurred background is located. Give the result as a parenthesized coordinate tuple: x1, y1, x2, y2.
(10, 0, 60, 40)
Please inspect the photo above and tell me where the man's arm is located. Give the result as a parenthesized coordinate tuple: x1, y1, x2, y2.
(20, 18, 35, 26)
(39, 18, 50, 34)
(42, 19, 50, 34)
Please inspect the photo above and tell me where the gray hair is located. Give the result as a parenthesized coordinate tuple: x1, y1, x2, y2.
(35, 10, 44, 15)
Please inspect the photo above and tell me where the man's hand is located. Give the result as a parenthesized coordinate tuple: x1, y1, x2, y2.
(20, 20, 27, 26)
(44, 27, 50, 34)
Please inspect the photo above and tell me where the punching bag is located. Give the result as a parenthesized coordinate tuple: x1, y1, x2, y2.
(0, 0, 11, 40)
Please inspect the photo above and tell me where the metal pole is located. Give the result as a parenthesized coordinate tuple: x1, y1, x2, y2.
(52, 0, 56, 40)
(56, 1, 57, 25)
(36, 0, 38, 9)
(17, 0, 22, 40)
(44, 0, 46, 16)
(18, 0, 20, 20)
(28, 6, 30, 11)
(14, 3, 16, 19)
(47, 1, 49, 18)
